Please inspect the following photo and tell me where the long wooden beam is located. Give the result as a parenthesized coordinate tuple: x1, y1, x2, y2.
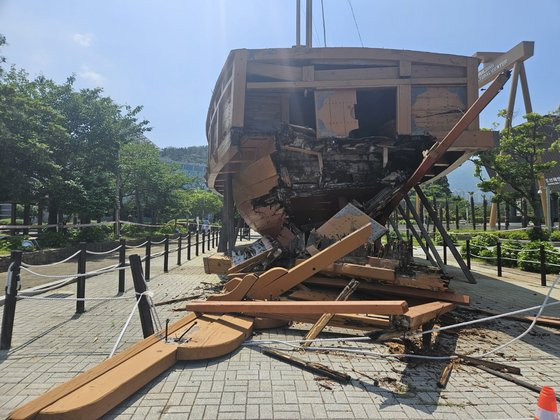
(304, 277, 470, 305)
(185, 300, 408, 315)
(476, 41, 534, 87)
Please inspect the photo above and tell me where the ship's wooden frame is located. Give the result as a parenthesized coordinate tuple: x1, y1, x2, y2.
(206, 47, 495, 245)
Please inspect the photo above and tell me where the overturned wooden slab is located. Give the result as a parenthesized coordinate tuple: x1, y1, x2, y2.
(185, 300, 408, 315)
(305, 277, 469, 305)
(254, 312, 391, 330)
(9, 313, 253, 420)
(203, 253, 232, 275)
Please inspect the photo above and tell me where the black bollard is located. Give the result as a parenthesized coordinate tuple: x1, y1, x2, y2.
(1, 251, 22, 350)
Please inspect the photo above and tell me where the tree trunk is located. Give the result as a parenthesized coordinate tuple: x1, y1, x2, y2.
(47, 203, 58, 226)
(37, 204, 43, 226)
(23, 204, 30, 235)
(135, 189, 143, 223)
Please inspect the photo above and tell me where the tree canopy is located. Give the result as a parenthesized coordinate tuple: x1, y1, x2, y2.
(472, 110, 560, 225)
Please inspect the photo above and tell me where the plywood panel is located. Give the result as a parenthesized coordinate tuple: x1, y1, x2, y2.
(411, 85, 467, 135)
(315, 90, 358, 138)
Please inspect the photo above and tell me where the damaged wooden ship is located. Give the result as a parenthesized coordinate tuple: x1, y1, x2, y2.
(206, 47, 496, 247)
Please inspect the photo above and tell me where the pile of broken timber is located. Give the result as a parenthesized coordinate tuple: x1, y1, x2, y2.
(200, 222, 469, 339)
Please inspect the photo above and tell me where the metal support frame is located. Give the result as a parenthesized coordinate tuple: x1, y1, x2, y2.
(415, 186, 476, 284)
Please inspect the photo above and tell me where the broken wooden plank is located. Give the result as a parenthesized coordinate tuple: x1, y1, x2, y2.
(249, 223, 372, 299)
(254, 312, 390, 330)
(154, 294, 203, 307)
(302, 280, 360, 347)
(437, 360, 457, 388)
(458, 354, 521, 375)
(390, 301, 455, 330)
(227, 249, 274, 274)
(185, 300, 408, 315)
(367, 256, 400, 270)
(262, 348, 351, 383)
(473, 365, 559, 400)
(304, 277, 469, 305)
(203, 253, 232, 275)
(460, 307, 560, 328)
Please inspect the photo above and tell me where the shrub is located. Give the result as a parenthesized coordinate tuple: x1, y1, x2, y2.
(550, 230, 560, 242)
(155, 222, 187, 236)
(0, 236, 35, 252)
(500, 240, 524, 268)
(37, 229, 71, 248)
(527, 227, 549, 241)
(434, 231, 458, 246)
(517, 241, 560, 274)
(72, 225, 114, 243)
(494, 230, 529, 241)
(121, 223, 150, 238)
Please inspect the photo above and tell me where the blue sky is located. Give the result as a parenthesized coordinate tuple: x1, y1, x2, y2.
(0, 0, 558, 149)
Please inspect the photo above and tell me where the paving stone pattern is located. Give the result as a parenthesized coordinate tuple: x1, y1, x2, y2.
(0, 243, 558, 419)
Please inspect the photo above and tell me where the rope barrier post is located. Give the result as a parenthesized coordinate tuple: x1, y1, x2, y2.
(483, 196, 487, 231)
(443, 243, 447, 265)
(497, 241, 502, 277)
(445, 198, 450, 231)
(195, 232, 199, 257)
(177, 234, 182, 266)
(163, 235, 170, 273)
(118, 239, 126, 293)
(76, 242, 87, 314)
(471, 194, 476, 230)
(129, 254, 154, 338)
(1, 251, 22, 350)
(187, 234, 191, 261)
(540, 244, 547, 287)
(455, 202, 459, 230)
(505, 200, 510, 230)
(145, 237, 151, 281)
(207, 229, 211, 249)
(202, 231, 206, 254)
(497, 199, 502, 231)
(466, 239, 471, 270)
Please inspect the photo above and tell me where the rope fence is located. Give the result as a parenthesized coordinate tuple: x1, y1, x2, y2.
(463, 238, 560, 286)
(0, 226, 223, 350)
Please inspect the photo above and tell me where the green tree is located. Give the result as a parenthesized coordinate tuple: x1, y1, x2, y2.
(184, 189, 223, 220)
(472, 111, 560, 226)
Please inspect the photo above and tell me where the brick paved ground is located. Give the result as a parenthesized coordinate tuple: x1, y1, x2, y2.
(0, 242, 559, 419)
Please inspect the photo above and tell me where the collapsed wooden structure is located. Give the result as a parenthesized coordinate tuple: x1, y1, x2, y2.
(10, 218, 470, 419)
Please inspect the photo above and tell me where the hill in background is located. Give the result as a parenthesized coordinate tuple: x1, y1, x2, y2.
(160, 145, 208, 164)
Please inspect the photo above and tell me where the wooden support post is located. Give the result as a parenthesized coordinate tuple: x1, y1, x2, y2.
(129, 255, 154, 338)
(445, 199, 450, 230)
(466, 239, 471, 269)
(1, 251, 21, 350)
(145, 237, 151, 281)
(302, 279, 360, 347)
(225, 174, 235, 256)
(118, 239, 126, 293)
(422, 320, 435, 351)
(163, 235, 169, 273)
(187, 234, 192, 260)
(202, 231, 206, 254)
(195, 232, 200, 257)
(76, 243, 87, 314)
(415, 186, 476, 283)
(177, 235, 182, 266)
(404, 195, 446, 271)
(397, 204, 438, 267)
(540, 244, 547, 287)
(496, 241, 502, 277)
(470, 195, 476, 230)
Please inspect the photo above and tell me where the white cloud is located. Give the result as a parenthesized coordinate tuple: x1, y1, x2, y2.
(79, 66, 105, 86)
(72, 33, 93, 47)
